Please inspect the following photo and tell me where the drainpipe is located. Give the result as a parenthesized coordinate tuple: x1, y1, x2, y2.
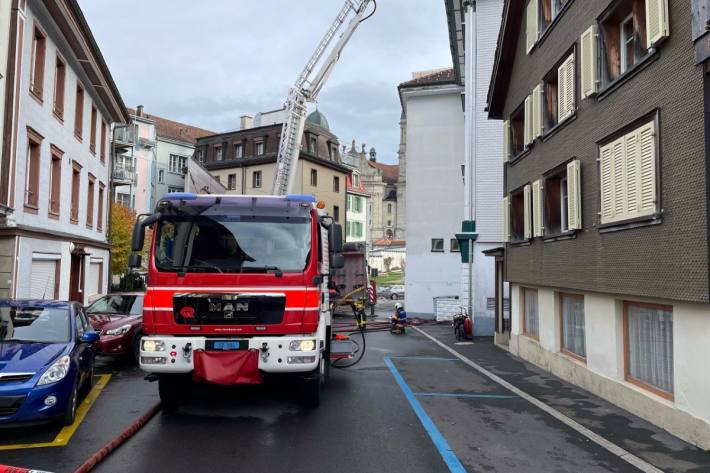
(465, 0, 477, 321)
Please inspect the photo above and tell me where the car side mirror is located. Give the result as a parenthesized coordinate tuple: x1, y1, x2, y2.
(128, 253, 142, 269)
(80, 331, 100, 344)
(331, 253, 345, 269)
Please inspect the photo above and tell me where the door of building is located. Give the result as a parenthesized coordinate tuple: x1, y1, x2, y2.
(69, 251, 86, 303)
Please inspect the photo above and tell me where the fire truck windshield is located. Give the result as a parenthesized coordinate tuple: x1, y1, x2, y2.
(154, 213, 312, 274)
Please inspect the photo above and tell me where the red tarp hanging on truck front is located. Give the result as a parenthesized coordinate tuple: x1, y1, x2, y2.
(192, 349, 261, 385)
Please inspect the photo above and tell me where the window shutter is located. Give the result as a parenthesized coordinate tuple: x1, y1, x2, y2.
(532, 179, 544, 237)
(580, 25, 598, 98)
(612, 138, 626, 219)
(558, 54, 575, 121)
(524, 184, 532, 239)
(524, 95, 532, 145)
(503, 120, 510, 163)
(566, 160, 582, 230)
(526, 0, 538, 54)
(637, 122, 657, 215)
(533, 84, 544, 138)
(599, 142, 614, 224)
(624, 131, 640, 215)
(645, 0, 670, 46)
(503, 196, 510, 242)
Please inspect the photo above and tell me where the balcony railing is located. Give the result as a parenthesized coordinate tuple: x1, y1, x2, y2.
(112, 163, 137, 184)
(113, 125, 135, 148)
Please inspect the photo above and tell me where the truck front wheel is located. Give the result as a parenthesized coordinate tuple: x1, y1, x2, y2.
(299, 359, 323, 408)
(159, 374, 191, 413)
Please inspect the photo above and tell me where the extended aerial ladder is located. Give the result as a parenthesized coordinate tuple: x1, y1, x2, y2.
(271, 0, 376, 196)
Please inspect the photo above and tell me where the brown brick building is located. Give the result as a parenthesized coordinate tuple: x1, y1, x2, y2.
(488, 0, 710, 448)
(195, 110, 348, 223)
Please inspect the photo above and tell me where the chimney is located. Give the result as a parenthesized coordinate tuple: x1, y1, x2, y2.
(240, 115, 253, 130)
(136, 105, 144, 117)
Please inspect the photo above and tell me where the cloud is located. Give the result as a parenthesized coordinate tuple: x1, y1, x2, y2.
(79, 0, 452, 164)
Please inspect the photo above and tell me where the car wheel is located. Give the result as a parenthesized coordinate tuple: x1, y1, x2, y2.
(81, 363, 94, 395)
(391, 294, 398, 300)
(62, 379, 79, 426)
(132, 332, 144, 365)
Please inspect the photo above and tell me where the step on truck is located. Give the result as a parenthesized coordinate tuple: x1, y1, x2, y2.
(128, 193, 345, 409)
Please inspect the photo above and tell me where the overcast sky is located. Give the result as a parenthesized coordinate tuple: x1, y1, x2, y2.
(78, 0, 453, 164)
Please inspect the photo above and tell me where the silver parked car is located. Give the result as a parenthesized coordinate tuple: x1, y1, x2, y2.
(378, 284, 405, 300)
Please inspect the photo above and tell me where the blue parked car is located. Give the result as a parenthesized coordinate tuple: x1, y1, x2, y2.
(0, 300, 98, 426)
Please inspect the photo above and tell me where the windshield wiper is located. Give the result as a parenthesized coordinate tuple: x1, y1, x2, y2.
(241, 266, 283, 277)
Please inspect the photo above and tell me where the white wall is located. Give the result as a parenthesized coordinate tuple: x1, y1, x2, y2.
(403, 85, 465, 316)
(508, 283, 710, 450)
(15, 4, 111, 241)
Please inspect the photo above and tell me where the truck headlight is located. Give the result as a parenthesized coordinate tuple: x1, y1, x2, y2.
(37, 355, 71, 386)
(289, 339, 316, 351)
(142, 339, 165, 352)
(105, 324, 132, 336)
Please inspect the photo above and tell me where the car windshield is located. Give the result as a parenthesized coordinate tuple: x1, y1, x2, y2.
(87, 295, 143, 316)
(0, 306, 71, 343)
(154, 211, 312, 274)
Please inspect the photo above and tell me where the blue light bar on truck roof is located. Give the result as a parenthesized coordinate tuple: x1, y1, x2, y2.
(285, 194, 316, 203)
(161, 192, 198, 201)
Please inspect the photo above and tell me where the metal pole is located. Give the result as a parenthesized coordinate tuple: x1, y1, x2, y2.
(464, 0, 477, 321)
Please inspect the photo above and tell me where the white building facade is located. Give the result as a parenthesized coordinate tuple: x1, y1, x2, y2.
(400, 70, 464, 316)
(0, 0, 128, 303)
(445, 0, 505, 334)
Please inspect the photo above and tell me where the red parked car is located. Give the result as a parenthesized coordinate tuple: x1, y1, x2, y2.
(86, 293, 144, 363)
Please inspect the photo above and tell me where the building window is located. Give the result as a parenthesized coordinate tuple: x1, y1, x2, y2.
(544, 172, 568, 234)
(97, 183, 105, 231)
(386, 229, 393, 238)
(509, 187, 527, 241)
(228, 173, 237, 190)
(158, 170, 165, 183)
(86, 174, 95, 228)
(328, 144, 338, 160)
(252, 170, 262, 188)
(624, 302, 674, 399)
(347, 221, 363, 238)
(387, 220, 392, 227)
(309, 136, 317, 154)
(347, 195, 362, 213)
(89, 105, 97, 154)
(116, 192, 131, 208)
(49, 145, 62, 217)
(197, 149, 204, 163)
(25, 128, 43, 210)
(387, 203, 392, 215)
(522, 287, 539, 339)
(539, 0, 566, 34)
(599, 0, 650, 86)
(215, 146, 223, 161)
(542, 52, 575, 131)
(352, 173, 359, 187)
(234, 143, 243, 158)
(333, 176, 340, 193)
(100, 121, 107, 164)
(450, 239, 460, 252)
(52, 55, 65, 119)
(509, 102, 526, 157)
(74, 85, 84, 140)
(560, 293, 585, 360)
(333, 205, 340, 222)
(310, 169, 318, 187)
(169, 154, 187, 174)
(599, 120, 657, 225)
(431, 239, 444, 252)
(70, 162, 81, 223)
(255, 141, 264, 156)
(30, 26, 46, 100)
(167, 186, 183, 193)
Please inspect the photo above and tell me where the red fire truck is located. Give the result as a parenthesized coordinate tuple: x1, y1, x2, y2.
(128, 193, 344, 409)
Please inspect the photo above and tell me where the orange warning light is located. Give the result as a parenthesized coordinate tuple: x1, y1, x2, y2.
(316, 201, 326, 209)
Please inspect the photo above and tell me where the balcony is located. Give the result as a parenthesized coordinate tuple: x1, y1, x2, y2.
(113, 163, 137, 185)
(113, 125, 135, 149)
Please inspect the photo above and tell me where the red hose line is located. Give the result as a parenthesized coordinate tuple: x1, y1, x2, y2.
(73, 402, 161, 473)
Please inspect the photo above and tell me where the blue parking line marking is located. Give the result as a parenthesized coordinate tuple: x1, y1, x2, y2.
(389, 356, 458, 361)
(384, 356, 467, 473)
(414, 392, 518, 399)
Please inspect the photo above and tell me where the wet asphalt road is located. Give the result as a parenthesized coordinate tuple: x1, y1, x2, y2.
(1, 305, 708, 472)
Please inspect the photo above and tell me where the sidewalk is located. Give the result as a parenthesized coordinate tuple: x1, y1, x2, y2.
(417, 325, 710, 473)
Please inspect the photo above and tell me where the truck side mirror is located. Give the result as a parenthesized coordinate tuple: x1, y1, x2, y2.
(128, 253, 142, 269)
(331, 253, 345, 269)
(131, 212, 163, 252)
(329, 223, 343, 254)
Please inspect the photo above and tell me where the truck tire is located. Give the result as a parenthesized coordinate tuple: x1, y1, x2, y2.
(159, 374, 190, 413)
(299, 360, 323, 408)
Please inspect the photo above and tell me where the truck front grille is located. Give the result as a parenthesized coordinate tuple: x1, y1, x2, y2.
(173, 293, 286, 325)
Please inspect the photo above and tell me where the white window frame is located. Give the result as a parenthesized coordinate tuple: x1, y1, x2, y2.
(215, 146, 223, 161)
(234, 143, 243, 158)
(253, 171, 262, 188)
(560, 175, 569, 232)
(169, 154, 187, 174)
(255, 142, 264, 156)
(620, 14, 635, 74)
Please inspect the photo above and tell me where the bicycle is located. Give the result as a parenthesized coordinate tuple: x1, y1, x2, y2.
(453, 307, 472, 341)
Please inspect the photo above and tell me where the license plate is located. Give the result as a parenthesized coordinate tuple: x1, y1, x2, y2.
(207, 340, 246, 351)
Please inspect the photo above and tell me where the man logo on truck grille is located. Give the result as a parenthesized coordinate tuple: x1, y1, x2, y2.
(223, 302, 249, 319)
